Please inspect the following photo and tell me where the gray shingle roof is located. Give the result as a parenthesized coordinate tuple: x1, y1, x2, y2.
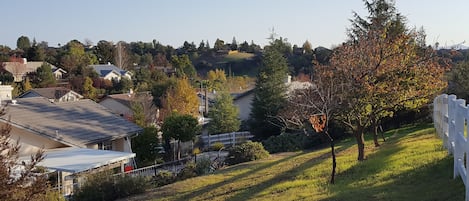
(90, 64, 127, 77)
(18, 87, 83, 100)
(2, 97, 142, 147)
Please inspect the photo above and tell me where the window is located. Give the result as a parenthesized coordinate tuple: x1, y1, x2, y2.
(98, 141, 113, 150)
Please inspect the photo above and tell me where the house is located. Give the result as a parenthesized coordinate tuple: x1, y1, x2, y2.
(1, 94, 143, 196)
(18, 87, 83, 102)
(155, 66, 176, 75)
(1, 58, 66, 82)
(90, 63, 132, 81)
(232, 75, 313, 122)
(52, 67, 67, 79)
(3, 97, 142, 154)
(232, 89, 255, 122)
(99, 91, 157, 124)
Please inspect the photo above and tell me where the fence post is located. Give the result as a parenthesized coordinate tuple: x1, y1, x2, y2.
(454, 99, 466, 179)
(441, 94, 449, 150)
(232, 132, 235, 146)
(448, 95, 457, 155)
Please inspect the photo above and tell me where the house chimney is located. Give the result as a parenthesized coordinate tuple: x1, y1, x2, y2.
(0, 85, 13, 102)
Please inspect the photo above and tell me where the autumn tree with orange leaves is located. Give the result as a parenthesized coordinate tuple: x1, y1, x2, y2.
(163, 77, 199, 118)
(332, 0, 447, 160)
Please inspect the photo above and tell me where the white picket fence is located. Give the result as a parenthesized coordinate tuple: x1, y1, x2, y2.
(433, 94, 469, 201)
(200, 131, 253, 149)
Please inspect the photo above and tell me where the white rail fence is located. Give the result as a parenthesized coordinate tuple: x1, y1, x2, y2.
(433, 94, 469, 201)
(112, 158, 190, 180)
(200, 131, 253, 148)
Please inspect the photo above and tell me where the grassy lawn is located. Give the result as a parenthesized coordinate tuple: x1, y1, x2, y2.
(223, 52, 256, 62)
(122, 124, 464, 201)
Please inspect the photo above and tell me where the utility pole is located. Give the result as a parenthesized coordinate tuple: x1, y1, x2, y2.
(204, 80, 209, 116)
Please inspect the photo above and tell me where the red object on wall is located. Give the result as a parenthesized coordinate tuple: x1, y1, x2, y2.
(124, 165, 133, 172)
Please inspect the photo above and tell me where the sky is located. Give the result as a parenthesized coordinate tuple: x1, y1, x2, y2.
(1, 0, 468, 49)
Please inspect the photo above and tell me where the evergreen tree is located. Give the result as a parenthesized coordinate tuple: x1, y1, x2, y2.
(16, 36, 31, 51)
(82, 77, 97, 100)
(230, 37, 238, 51)
(208, 91, 240, 134)
(249, 46, 289, 140)
(36, 63, 56, 87)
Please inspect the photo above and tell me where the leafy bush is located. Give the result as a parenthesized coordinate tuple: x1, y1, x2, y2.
(225, 141, 270, 165)
(195, 156, 212, 175)
(177, 162, 198, 181)
(152, 170, 176, 187)
(114, 175, 148, 198)
(72, 171, 149, 201)
(262, 133, 322, 153)
(211, 142, 225, 151)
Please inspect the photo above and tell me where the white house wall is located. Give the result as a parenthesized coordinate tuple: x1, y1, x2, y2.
(4, 123, 67, 156)
(103, 72, 121, 81)
(234, 93, 254, 122)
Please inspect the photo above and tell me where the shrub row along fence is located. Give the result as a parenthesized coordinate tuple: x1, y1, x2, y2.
(200, 131, 253, 149)
(433, 94, 469, 201)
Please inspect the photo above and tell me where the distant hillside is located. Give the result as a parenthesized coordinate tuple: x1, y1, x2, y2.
(194, 50, 261, 77)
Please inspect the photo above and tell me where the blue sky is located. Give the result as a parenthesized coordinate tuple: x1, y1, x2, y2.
(1, 0, 468, 49)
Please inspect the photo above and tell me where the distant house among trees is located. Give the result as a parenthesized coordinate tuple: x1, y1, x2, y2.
(233, 75, 312, 122)
(154, 66, 176, 75)
(18, 87, 83, 102)
(99, 91, 157, 125)
(90, 63, 132, 81)
(1, 58, 66, 82)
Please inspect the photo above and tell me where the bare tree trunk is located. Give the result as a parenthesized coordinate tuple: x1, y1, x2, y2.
(325, 131, 337, 184)
(380, 124, 386, 142)
(373, 124, 380, 147)
(354, 129, 366, 161)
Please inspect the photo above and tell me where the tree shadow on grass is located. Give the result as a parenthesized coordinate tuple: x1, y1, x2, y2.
(220, 124, 431, 201)
(173, 152, 305, 201)
(320, 124, 464, 201)
(322, 156, 464, 201)
(224, 153, 332, 201)
(218, 139, 357, 201)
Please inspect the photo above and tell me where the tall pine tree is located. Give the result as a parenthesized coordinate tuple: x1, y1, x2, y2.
(208, 91, 240, 134)
(249, 45, 289, 140)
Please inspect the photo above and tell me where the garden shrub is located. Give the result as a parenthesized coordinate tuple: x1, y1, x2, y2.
(72, 171, 149, 201)
(225, 141, 270, 165)
(211, 142, 225, 151)
(177, 162, 197, 181)
(114, 174, 148, 197)
(152, 170, 176, 187)
(195, 156, 212, 175)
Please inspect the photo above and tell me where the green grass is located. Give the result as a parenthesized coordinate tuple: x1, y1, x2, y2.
(223, 52, 256, 62)
(123, 124, 464, 201)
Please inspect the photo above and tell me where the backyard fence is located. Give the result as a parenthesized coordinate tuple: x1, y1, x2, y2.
(114, 157, 190, 178)
(433, 94, 469, 201)
(200, 131, 253, 149)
